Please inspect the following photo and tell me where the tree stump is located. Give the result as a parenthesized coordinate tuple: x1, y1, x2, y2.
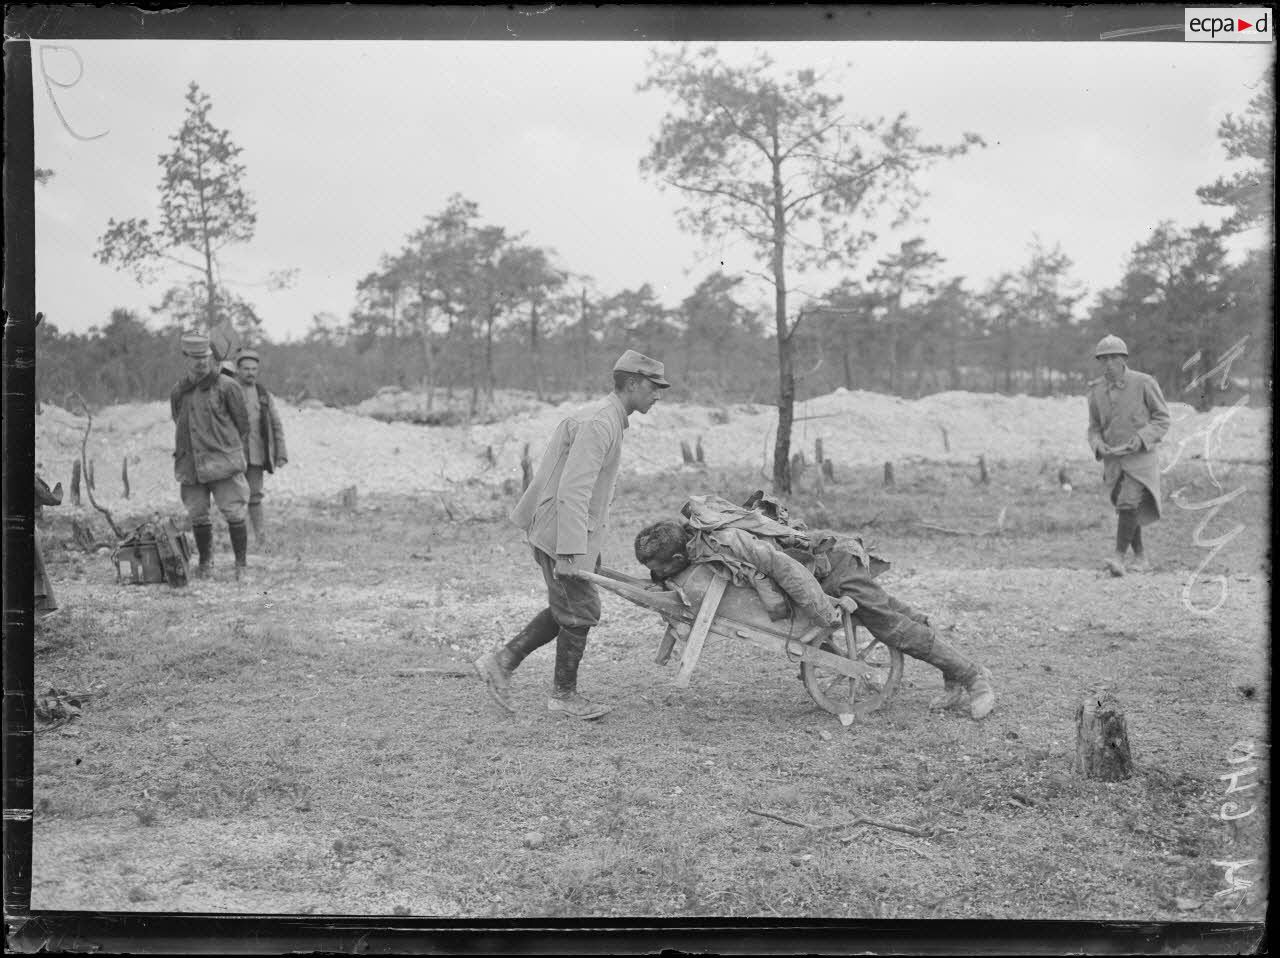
(681, 440, 694, 464)
(70, 460, 82, 507)
(1074, 690, 1133, 781)
(340, 485, 358, 511)
(883, 461, 895, 488)
(121, 457, 130, 499)
(695, 436, 705, 464)
(71, 519, 97, 553)
(814, 438, 824, 463)
(978, 454, 990, 485)
(939, 425, 950, 452)
(821, 459, 835, 482)
(86, 459, 96, 491)
(791, 451, 806, 479)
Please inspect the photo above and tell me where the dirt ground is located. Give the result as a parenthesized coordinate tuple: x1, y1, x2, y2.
(25, 446, 1270, 925)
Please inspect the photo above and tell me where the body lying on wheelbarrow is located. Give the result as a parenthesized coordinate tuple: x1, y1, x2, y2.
(582, 564, 904, 720)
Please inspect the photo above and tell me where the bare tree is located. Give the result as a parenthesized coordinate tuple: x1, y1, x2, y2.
(639, 46, 982, 491)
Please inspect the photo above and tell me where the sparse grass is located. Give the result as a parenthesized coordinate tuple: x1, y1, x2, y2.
(28, 464, 1269, 920)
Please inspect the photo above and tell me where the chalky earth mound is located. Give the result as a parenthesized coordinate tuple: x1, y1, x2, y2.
(33, 388, 1271, 512)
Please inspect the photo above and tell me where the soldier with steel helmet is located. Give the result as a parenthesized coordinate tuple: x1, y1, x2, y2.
(1086, 335, 1172, 576)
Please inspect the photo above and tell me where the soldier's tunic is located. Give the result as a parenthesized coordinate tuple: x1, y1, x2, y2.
(510, 392, 629, 629)
(1086, 367, 1172, 526)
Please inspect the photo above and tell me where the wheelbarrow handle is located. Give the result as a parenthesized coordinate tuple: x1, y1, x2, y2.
(578, 570, 691, 619)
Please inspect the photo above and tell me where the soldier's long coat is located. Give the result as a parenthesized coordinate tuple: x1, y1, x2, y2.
(1086, 367, 1172, 525)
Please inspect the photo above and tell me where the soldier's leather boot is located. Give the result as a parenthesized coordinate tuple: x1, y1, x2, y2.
(474, 609, 559, 713)
(548, 626, 612, 720)
(248, 503, 267, 548)
(229, 520, 249, 580)
(193, 524, 214, 578)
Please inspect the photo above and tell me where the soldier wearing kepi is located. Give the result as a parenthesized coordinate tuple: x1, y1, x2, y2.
(171, 331, 252, 579)
(473, 349, 670, 720)
(232, 348, 288, 548)
(1086, 335, 1171, 577)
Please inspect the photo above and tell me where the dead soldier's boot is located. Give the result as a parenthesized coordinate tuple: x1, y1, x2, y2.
(921, 635, 995, 720)
(473, 608, 559, 713)
(229, 520, 249, 581)
(882, 620, 996, 720)
(193, 523, 214, 578)
(547, 626, 612, 720)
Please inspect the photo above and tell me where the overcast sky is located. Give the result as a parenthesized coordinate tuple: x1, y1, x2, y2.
(32, 37, 1272, 341)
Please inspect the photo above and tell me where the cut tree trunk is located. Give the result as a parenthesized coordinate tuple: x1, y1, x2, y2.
(520, 443, 533, 492)
(1074, 690, 1133, 781)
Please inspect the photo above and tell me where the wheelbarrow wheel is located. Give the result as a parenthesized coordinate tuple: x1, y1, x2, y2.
(801, 621, 903, 719)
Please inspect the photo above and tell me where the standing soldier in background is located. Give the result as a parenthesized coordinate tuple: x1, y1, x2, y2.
(1086, 335, 1171, 577)
(473, 349, 670, 720)
(233, 348, 288, 549)
(171, 331, 252, 579)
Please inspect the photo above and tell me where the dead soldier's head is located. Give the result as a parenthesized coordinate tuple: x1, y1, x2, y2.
(634, 520, 692, 582)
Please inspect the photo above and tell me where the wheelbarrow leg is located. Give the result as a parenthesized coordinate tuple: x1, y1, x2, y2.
(655, 623, 684, 665)
(673, 573, 727, 689)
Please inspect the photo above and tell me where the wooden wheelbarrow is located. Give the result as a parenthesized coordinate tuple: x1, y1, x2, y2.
(583, 564, 904, 720)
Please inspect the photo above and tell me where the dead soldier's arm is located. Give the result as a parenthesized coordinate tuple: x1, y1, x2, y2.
(717, 529, 840, 626)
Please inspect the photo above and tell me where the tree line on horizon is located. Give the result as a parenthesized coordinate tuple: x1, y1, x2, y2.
(37, 56, 1272, 477)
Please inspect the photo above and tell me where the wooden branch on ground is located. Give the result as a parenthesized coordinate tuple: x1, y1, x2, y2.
(917, 521, 993, 537)
(748, 807, 931, 839)
(391, 667, 471, 678)
(828, 817, 933, 839)
(747, 808, 811, 829)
